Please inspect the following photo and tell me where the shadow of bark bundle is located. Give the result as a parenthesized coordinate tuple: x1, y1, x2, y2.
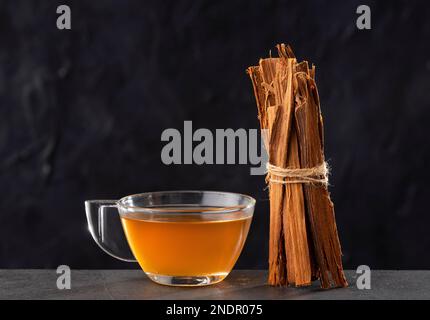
(247, 44, 347, 289)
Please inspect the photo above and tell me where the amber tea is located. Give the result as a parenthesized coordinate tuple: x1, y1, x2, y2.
(121, 209, 252, 283)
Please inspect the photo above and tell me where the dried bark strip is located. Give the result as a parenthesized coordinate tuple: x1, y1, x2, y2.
(294, 73, 348, 288)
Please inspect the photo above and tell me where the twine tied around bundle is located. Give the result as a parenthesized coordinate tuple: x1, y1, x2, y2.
(266, 161, 330, 187)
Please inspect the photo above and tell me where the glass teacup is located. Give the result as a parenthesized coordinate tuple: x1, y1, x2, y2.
(85, 191, 255, 286)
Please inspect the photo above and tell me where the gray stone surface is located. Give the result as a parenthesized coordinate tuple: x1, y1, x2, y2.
(1, 270, 429, 300)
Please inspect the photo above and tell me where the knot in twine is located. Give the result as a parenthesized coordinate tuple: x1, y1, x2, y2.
(266, 161, 330, 187)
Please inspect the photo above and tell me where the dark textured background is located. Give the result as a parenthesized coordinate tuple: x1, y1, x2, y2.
(1, 0, 429, 270)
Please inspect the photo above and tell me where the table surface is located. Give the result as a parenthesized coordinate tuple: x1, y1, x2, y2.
(0, 270, 429, 300)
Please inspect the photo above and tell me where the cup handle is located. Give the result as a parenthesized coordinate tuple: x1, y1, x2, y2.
(85, 200, 137, 262)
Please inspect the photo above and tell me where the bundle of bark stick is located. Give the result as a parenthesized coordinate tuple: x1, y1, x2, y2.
(247, 44, 348, 289)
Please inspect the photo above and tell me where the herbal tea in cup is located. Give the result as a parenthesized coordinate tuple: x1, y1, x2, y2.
(85, 191, 255, 286)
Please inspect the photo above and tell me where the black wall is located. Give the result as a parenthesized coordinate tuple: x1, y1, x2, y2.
(1, 0, 429, 269)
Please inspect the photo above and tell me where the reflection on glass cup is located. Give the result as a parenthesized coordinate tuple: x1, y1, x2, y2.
(85, 191, 255, 286)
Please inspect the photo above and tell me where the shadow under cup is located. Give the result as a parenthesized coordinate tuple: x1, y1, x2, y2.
(85, 191, 256, 286)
